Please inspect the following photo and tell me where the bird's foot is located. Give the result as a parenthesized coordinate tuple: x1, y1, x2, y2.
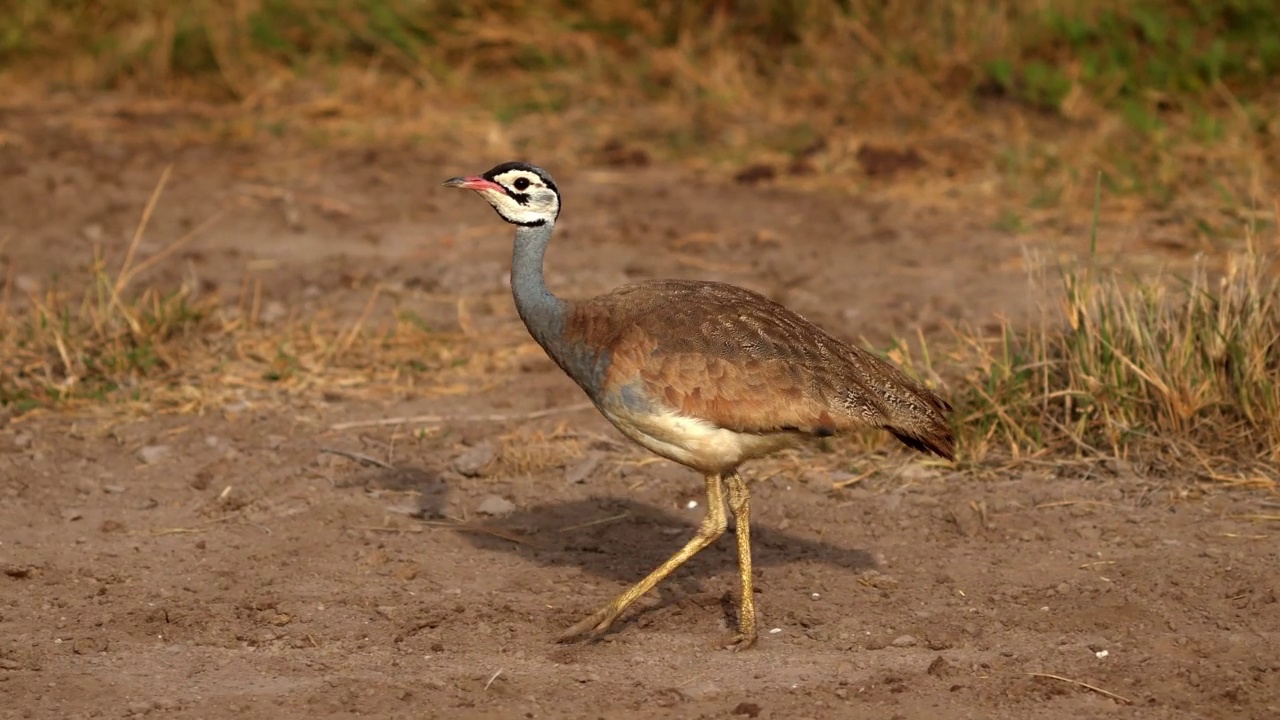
(719, 629, 758, 652)
(556, 607, 620, 644)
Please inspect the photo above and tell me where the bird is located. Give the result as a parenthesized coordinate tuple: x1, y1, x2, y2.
(443, 161, 954, 650)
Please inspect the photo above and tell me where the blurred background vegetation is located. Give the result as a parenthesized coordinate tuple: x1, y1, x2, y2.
(2, 0, 1278, 228)
(3, 1, 1278, 471)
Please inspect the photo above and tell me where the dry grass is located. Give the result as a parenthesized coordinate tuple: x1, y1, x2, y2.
(3, 188, 1278, 485)
(3, 3, 1280, 484)
(2, 1, 1277, 235)
(0, 174, 477, 418)
(904, 196, 1280, 485)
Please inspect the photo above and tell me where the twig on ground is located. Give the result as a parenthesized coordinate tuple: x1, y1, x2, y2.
(484, 668, 504, 691)
(329, 402, 594, 431)
(1025, 672, 1133, 705)
(417, 521, 531, 545)
(320, 447, 395, 469)
(1034, 500, 1114, 510)
(1235, 513, 1280, 522)
(832, 468, 878, 490)
(557, 512, 630, 533)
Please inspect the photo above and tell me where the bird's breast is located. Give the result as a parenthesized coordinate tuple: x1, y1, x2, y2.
(596, 387, 798, 473)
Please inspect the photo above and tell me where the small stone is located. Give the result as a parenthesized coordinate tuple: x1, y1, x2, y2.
(476, 495, 516, 517)
(72, 637, 106, 655)
(137, 445, 171, 465)
(564, 452, 603, 485)
(12, 432, 33, 450)
(947, 502, 983, 539)
(679, 680, 721, 701)
(260, 301, 288, 325)
(14, 275, 39, 294)
(204, 436, 222, 448)
(451, 442, 496, 477)
(899, 462, 940, 481)
(60, 508, 83, 522)
(0, 658, 19, 670)
(190, 470, 213, 491)
(102, 484, 126, 494)
(927, 656, 953, 676)
(125, 700, 154, 715)
(100, 520, 125, 533)
(891, 634, 918, 648)
(731, 701, 762, 717)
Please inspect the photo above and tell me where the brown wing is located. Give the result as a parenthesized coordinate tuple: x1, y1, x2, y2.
(582, 280, 954, 460)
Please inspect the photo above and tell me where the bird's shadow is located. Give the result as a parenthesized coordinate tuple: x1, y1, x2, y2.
(359, 466, 877, 636)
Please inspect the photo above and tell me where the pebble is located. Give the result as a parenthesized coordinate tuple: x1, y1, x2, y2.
(0, 658, 19, 670)
(679, 680, 721, 701)
(60, 508, 84, 522)
(476, 495, 516, 517)
(564, 452, 603, 485)
(12, 432, 33, 450)
(259, 301, 288, 325)
(14, 275, 39, 294)
(136, 445, 171, 465)
(451, 442, 496, 477)
(891, 634, 918, 648)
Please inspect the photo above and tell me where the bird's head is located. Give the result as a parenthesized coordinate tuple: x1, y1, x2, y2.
(443, 161, 560, 227)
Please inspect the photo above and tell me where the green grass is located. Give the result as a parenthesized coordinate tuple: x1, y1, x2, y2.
(3, 2, 1276, 138)
(3, 1, 1276, 225)
(7, 2, 1275, 105)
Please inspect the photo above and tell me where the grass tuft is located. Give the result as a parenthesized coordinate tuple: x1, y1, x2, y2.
(935, 215, 1280, 484)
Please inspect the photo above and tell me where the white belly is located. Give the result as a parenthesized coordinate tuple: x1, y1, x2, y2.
(600, 404, 798, 474)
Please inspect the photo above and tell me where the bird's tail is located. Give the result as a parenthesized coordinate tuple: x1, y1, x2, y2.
(861, 354, 956, 461)
(883, 385, 955, 460)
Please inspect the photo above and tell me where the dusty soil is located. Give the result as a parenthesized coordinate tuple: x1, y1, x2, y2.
(2, 97, 1278, 720)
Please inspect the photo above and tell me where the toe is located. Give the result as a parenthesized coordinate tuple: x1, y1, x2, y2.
(557, 608, 617, 643)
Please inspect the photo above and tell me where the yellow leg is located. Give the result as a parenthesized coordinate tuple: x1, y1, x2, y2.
(558, 473, 727, 642)
(724, 470, 757, 650)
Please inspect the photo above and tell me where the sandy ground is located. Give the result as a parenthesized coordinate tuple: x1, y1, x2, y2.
(1, 100, 1277, 720)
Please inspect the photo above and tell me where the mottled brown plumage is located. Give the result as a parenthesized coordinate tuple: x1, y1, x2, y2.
(444, 161, 955, 651)
(571, 279, 954, 462)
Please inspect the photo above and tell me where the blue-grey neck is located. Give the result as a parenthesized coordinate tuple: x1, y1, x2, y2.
(510, 220, 608, 396)
(511, 221, 563, 348)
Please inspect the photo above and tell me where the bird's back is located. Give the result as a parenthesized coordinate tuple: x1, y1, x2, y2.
(552, 279, 954, 467)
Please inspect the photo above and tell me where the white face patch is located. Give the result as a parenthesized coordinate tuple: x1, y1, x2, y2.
(481, 169, 561, 226)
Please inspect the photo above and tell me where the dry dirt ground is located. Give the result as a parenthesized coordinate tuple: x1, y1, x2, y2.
(1, 99, 1278, 720)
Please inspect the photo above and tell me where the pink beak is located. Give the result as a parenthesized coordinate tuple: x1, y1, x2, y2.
(442, 175, 504, 192)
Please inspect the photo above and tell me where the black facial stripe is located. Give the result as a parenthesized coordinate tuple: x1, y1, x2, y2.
(481, 161, 559, 195)
(508, 191, 531, 205)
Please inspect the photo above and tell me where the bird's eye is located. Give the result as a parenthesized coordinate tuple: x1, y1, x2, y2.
(513, 177, 531, 191)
